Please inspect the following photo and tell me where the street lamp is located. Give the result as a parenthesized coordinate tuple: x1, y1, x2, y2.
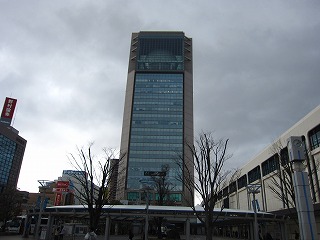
(247, 184, 261, 240)
(140, 182, 153, 240)
(34, 180, 50, 240)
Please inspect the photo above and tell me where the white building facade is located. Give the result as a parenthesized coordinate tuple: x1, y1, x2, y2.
(216, 105, 320, 238)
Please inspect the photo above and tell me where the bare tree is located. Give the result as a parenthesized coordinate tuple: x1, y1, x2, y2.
(267, 139, 307, 230)
(149, 164, 175, 206)
(176, 132, 232, 240)
(68, 144, 125, 230)
(268, 139, 296, 210)
(147, 164, 176, 238)
(225, 168, 241, 208)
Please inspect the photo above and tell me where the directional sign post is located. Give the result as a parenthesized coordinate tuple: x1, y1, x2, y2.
(144, 171, 166, 177)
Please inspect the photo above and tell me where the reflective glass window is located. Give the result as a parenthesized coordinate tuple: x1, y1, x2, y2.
(127, 73, 183, 191)
(0, 135, 16, 186)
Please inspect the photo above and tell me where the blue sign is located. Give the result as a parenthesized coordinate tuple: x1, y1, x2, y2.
(252, 199, 260, 211)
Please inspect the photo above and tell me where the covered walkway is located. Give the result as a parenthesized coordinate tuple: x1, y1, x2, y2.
(26, 205, 286, 240)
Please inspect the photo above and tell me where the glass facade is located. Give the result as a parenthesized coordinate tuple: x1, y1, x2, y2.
(0, 134, 16, 191)
(127, 73, 183, 192)
(137, 35, 184, 71)
(119, 32, 193, 205)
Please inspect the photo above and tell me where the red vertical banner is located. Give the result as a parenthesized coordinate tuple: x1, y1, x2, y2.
(54, 193, 62, 206)
(1, 97, 17, 125)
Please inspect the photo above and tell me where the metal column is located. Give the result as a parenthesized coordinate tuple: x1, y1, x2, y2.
(104, 216, 111, 240)
(185, 218, 190, 240)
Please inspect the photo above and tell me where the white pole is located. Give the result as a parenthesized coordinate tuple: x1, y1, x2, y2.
(247, 184, 261, 240)
(252, 193, 258, 240)
(145, 191, 149, 240)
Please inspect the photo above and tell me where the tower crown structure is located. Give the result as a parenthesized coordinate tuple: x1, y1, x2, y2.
(117, 31, 193, 206)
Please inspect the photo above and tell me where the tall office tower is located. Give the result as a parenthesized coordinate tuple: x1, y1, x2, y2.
(117, 31, 194, 206)
(0, 97, 27, 193)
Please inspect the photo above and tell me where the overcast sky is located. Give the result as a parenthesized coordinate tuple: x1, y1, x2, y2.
(1, 0, 319, 193)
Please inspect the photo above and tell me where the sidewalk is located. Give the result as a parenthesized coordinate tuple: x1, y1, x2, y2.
(0, 234, 238, 240)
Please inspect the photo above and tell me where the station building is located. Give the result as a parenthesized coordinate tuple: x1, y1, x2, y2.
(216, 104, 320, 238)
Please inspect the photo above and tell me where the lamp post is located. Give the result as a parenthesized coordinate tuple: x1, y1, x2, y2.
(141, 185, 153, 240)
(247, 184, 261, 240)
(144, 188, 150, 240)
(140, 178, 154, 240)
(35, 180, 50, 240)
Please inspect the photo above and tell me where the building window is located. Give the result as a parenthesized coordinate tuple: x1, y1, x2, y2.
(217, 190, 222, 200)
(155, 193, 181, 202)
(237, 175, 247, 189)
(223, 198, 229, 208)
(262, 154, 280, 176)
(169, 193, 181, 202)
(309, 124, 320, 150)
(223, 187, 228, 197)
(141, 192, 153, 201)
(127, 192, 140, 201)
(229, 181, 237, 194)
(248, 166, 261, 183)
(280, 147, 289, 166)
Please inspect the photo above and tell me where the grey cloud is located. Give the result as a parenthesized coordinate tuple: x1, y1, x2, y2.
(0, 0, 319, 192)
